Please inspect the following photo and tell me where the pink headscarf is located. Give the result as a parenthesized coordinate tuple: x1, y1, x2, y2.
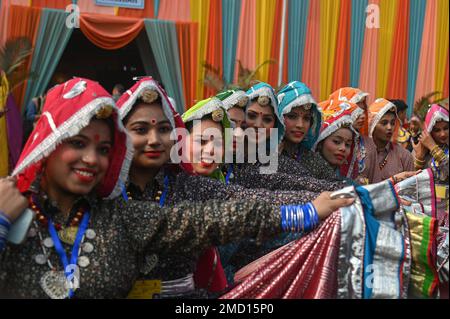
(424, 104, 449, 133)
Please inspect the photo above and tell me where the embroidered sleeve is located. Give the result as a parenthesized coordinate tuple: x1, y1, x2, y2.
(235, 163, 344, 194)
(175, 174, 320, 205)
(284, 151, 339, 181)
(120, 199, 281, 255)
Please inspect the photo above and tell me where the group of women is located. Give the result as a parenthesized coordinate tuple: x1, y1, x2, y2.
(0, 76, 448, 299)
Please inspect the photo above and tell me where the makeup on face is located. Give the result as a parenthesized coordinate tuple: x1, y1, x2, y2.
(283, 106, 312, 144)
(44, 120, 112, 196)
(125, 103, 174, 169)
(374, 112, 396, 143)
(189, 118, 224, 176)
(431, 121, 449, 146)
(246, 101, 276, 145)
(228, 107, 246, 152)
(321, 127, 353, 167)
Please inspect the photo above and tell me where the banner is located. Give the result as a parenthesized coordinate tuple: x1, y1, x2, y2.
(95, 0, 144, 9)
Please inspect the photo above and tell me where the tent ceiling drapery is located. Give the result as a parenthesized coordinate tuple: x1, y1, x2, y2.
(1, 0, 448, 116)
(80, 13, 144, 50)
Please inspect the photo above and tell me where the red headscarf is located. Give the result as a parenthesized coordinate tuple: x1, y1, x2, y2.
(116, 76, 194, 174)
(325, 87, 369, 136)
(314, 108, 359, 179)
(13, 78, 133, 199)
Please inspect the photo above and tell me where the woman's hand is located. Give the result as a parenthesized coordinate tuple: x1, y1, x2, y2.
(412, 138, 427, 160)
(392, 170, 421, 184)
(312, 191, 355, 220)
(419, 129, 437, 151)
(0, 177, 28, 223)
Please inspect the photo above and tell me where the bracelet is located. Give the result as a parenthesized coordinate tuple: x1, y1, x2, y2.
(280, 203, 320, 234)
(430, 145, 445, 160)
(413, 156, 426, 164)
(414, 157, 426, 170)
(0, 211, 11, 252)
(0, 212, 11, 229)
(431, 147, 446, 164)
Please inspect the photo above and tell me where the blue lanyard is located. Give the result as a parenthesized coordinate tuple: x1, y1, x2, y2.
(159, 175, 169, 207)
(120, 180, 129, 201)
(121, 176, 169, 207)
(48, 212, 90, 298)
(225, 164, 234, 185)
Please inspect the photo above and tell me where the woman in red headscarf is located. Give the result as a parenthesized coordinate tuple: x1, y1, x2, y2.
(313, 108, 360, 184)
(0, 78, 352, 298)
(321, 88, 371, 182)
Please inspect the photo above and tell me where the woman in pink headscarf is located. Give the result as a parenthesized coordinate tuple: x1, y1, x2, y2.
(412, 104, 449, 182)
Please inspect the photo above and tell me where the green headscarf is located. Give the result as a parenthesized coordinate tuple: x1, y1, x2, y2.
(182, 97, 231, 183)
(215, 89, 249, 111)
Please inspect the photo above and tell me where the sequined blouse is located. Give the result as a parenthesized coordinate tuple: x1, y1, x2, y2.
(224, 160, 344, 194)
(280, 147, 339, 181)
(0, 195, 281, 298)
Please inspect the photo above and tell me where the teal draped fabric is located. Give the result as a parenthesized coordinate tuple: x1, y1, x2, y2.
(144, 19, 185, 114)
(222, 0, 242, 86)
(154, 0, 160, 18)
(287, 0, 309, 81)
(407, 0, 427, 117)
(350, 0, 368, 87)
(23, 9, 73, 112)
(136, 31, 161, 79)
(355, 185, 379, 299)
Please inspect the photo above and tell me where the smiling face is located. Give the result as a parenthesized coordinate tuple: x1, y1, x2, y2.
(188, 118, 224, 176)
(283, 106, 312, 144)
(373, 111, 397, 145)
(431, 120, 449, 146)
(320, 127, 353, 167)
(125, 102, 174, 171)
(245, 100, 276, 145)
(44, 119, 112, 196)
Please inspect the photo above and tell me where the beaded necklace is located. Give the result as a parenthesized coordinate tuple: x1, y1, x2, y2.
(27, 194, 96, 299)
(122, 175, 169, 207)
(378, 143, 393, 170)
(29, 195, 85, 231)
